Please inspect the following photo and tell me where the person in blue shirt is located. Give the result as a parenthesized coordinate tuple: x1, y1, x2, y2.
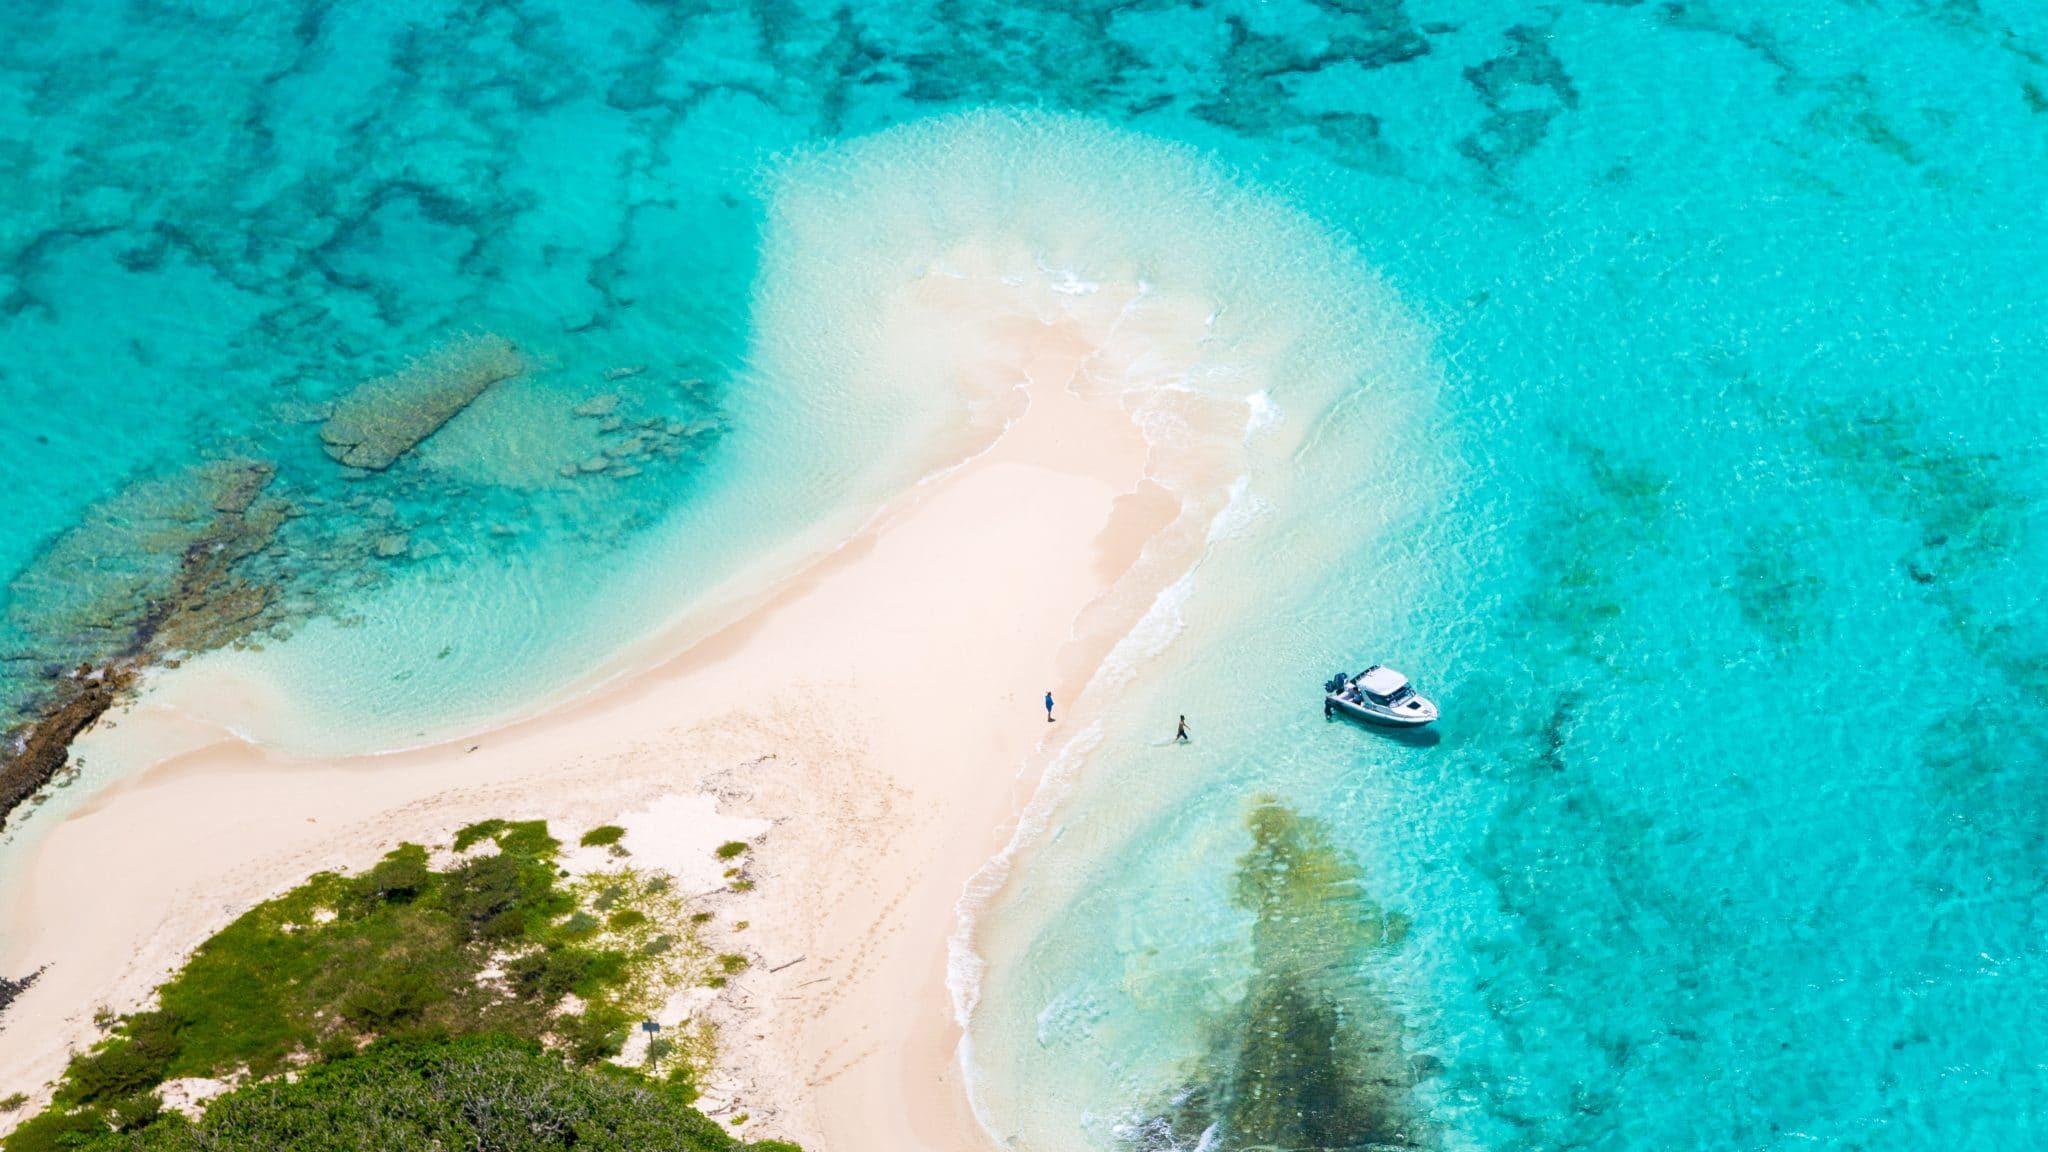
(1044, 691, 1055, 722)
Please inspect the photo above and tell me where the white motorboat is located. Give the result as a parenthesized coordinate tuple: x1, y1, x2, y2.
(1324, 665, 1438, 727)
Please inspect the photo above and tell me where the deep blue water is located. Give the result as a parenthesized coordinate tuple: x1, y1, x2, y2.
(3, 2, 2045, 1149)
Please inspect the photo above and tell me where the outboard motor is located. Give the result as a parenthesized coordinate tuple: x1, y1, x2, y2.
(1324, 673, 1348, 695)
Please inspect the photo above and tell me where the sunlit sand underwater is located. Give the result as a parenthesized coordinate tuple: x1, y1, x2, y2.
(4, 0, 2046, 1148)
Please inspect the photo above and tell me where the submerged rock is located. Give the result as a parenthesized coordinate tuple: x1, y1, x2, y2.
(1136, 800, 1429, 1152)
(152, 579, 274, 655)
(320, 334, 524, 470)
(573, 392, 621, 417)
(143, 466, 291, 656)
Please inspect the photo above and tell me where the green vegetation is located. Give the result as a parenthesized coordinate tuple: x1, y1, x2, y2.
(580, 825, 627, 848)
(714, 841, 749, 860)
(5, 821, 765, 1152)
(47, 1035, 797, 1152)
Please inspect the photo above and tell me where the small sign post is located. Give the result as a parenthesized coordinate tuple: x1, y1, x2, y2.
(641, 1020, 663, 1069)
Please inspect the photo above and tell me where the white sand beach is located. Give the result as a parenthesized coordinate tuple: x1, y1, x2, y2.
(0, 302, 1233, 1151)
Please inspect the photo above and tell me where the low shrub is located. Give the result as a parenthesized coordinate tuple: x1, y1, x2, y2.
(62, 1012, 181, 1105)
(49, 1036, 783, 1151)
(507, 946, 623, 1006)
(450, 819, 508, 853)
(555, 1007, 630, 1066)
(579, 826, 626, 848)
(101, 1092, 161, 1133)
(336, 955, 450, 1032)
(355, 844, 429, 904)
(3, 1106, 107, 1152)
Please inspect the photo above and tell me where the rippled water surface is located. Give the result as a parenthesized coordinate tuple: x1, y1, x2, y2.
(4, 1, 2045, 1148)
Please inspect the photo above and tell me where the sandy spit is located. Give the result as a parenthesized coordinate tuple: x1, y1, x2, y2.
(0, 310, 1218, 1152)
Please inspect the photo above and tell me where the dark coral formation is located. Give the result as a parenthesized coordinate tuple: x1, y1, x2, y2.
(1730, 525, 1827, 645)
(0, 964, 45, 1021)
(1133, 801, 1426, 1152)
(1658, 2, 1803, 89)
(1805, 73, 1923, 167)
(1459, 23, 1581, 182)
(1518, 442, 1673, 668)
(144, 461, 291, 655)
(1192, 2, 1429, 168)
(1443, 687, 1737, 1147)
(1805, 400, 2045, 709)
(1805, 401, 2019, 585)
(0, 667, 134, 829)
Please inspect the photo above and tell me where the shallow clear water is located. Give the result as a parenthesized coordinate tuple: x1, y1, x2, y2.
(4, 1, 2045, 1148)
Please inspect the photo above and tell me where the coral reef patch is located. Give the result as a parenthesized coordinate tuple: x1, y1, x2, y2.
(1130, 801, 1426, 1152)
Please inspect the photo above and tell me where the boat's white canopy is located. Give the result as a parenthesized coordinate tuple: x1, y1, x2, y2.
(1359, 666, 1409, 695)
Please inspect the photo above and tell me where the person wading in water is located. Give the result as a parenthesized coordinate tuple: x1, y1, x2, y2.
(1175, 715, 1190, 743)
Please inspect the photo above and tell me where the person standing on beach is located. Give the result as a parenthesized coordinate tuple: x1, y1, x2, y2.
(1045, 691, 1056, 722)
(1175, 715, 1190, 743)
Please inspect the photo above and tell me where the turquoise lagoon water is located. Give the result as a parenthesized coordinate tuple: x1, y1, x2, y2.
(3, 1, 2046, 1149)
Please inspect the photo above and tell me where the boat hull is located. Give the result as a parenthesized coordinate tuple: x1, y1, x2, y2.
(1326, 694, 1436, 727)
